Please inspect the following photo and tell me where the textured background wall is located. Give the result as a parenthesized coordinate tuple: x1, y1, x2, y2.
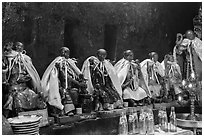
(2, 2, 201, 77)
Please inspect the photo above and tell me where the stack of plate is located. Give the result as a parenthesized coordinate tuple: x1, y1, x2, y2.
(7, 115, 42, 135)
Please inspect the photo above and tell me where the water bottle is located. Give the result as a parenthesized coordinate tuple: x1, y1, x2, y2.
(124, 111, 128, 134)
(161, 107, 168, 132)
(118, 111, 128, 135)
(132, 108, 139, 134)
(169, 107, 177, 132)
(128, 109, 135, 134)
(146, 108, 155, 135)
(158, 107, 163, 129)
(139, 107, 146, 135)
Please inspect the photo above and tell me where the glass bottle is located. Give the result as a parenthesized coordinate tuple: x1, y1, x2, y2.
(133, 109, 139, 134)
(128, 109, 135, 134)
(169, 107, 177, 132)
(146, 107, 155, 135)
(158, 107, 163, 129)
(161, 107, 168, 132)
(139, 107, 146, 135)
(118, 111, 128, 135)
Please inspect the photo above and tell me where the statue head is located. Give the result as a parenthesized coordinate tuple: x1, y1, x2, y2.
(123, 50, 134, 62)
(135, 59, 140, 64)
(3, 42, 13, 55)
(185, 30, 195, 40)
(149, 52, 158, 62)
(164, 53, 174, 62)
(13, 42, 24, 52)
(60, 47, 70, 59)
(89, 57, 95, 65)
(97, 49, 107, 61)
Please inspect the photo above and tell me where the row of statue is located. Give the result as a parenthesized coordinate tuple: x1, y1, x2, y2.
(2, 30, 202, 118)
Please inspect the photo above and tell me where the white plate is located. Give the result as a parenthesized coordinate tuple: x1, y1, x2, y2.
(8, 115, 42, 124)
(13, 127, 39, 132)
(10, 120, 40, 127)
(13, 129, 39, 134)
(12, 124, 39, 129)
(14, 131, 39, 135)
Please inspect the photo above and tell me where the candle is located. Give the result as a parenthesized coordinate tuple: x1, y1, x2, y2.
(182, 80, 186, 87)
(65, 62, 68, 89)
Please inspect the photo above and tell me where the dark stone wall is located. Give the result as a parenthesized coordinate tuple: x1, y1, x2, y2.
(115, 2, 201, 62)
(4, 2, 201, 77)
(62, 2, 201, 69)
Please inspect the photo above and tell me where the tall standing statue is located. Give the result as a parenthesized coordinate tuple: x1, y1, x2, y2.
(2, 42, 45, 118)
(114, 50, 151, 106)
(82, 49, 123, 110)
(41, 47, 86, 116)
(173, 30, 202, 81)
(140, 52, 165, 99)
(161, 53, 183, 100)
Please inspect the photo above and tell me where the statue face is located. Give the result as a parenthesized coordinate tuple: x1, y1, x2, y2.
(168, 55, 174, 62)
(135, 59, 140, 64)
(127, 52, 134, 61)
(97, 49, 107, 61)
(60, 47, 70, 59)
(185, 30, 195, 40)
(14, 42, 24, 52)
(124, 50, 134, 61)
(63, 50, 70, 59)
(152, 54, 158, 62)
(3, 43, 13, 55)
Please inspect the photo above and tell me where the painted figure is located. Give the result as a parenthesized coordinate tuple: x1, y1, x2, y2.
(41, 47, 86, 116)
(3, 42, 45, 118)
(140, 52, 165, 98)
(114, 50, 151, 106)
(161, 53, 183, 101)
(82, 49, 123, 110)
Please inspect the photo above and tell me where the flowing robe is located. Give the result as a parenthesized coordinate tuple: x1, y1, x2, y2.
(3, 50, 43, 114)
(173, 37, 202, 81)
(81, 56, 123, 108)
(140, 59, 165, 98)
(114, 58, 150, 101)
(41, 57, 82, 113)
(161, 60, 182, 95)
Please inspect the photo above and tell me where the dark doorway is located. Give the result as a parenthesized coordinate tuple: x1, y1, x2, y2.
(104, 24, 118, 61)
(64, 18, 80, 58)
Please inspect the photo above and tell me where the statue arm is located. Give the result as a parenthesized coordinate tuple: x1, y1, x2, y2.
(89, 62, 99, 88)
(121, 78, 132, 89)
(90, 69, 99, 88)
(154, 63, 165, 77)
